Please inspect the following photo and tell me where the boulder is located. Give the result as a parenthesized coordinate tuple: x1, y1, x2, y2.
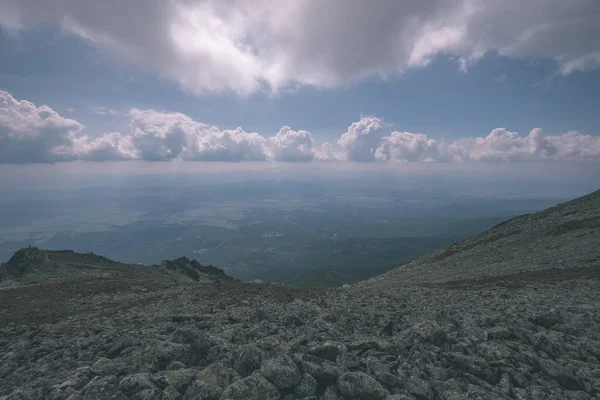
(183, 379, 222, 400)
(300, 354, 346, 384)
(337, 372, 389, 400)
(220, 371, 280, 400)
(306, 342, 347, 362)
(231, 345, 265, 377)
(260, 354, 301, 389)
(294, 373, 318, 398)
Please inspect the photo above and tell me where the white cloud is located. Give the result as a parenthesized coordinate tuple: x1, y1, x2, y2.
(269, 126, 315, 162)
(375, 131, 453, 163)
(315, 142, 346, 162)
(494, 73, 508, 83)
(0, 90, 83, 163)
(1, 90, 599, 164)
(338, 116, 386, 162)
(450, 128, 559, 162)
(88, 106, 123, 117)
(69, 132, 138, 161)
(129, 109, 268, 162)
(1, 0, 599, 94)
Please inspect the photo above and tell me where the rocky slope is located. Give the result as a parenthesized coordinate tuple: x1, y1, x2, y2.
(1, 190, 599, 399)
(0, 248, 235, 287)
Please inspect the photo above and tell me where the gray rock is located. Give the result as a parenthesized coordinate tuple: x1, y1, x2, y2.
(81, 375, 119, 400)
(162, 385, 183, 400)
(529, 309, 564, 328)
(91, 357, 122, 377)
(306, 342, 347, 362)
(196, 362, 240, 388)
(231, 345, 264, 377)
(119, 373, 156, 396)
(131, 388, 161, 400)
(294, 373, 318, 398)
(183, 380, 222, 400)
(322, 384, 341, 400)
(220, 371, 280, 400)
(337, 372, 389, 400)
(259, 354, 301, 389)
(405, 376, 433, 400)
(300, 354, 346, 384)
(166, 361, 186, 371)
(153, 369, 197, 393)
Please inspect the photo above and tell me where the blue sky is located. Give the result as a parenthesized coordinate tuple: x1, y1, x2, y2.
(0, 0, 599, 165)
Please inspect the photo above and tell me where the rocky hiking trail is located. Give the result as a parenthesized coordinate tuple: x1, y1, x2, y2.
(1, 190, 600, 399)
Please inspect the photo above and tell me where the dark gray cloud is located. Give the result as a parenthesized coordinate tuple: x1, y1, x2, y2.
(1, 0, 599, 94)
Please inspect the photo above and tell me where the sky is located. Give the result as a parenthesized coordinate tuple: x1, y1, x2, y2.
(0, 0, 599, 166)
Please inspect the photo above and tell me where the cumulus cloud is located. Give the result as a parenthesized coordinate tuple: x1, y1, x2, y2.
(129, 109, 268, 162)
(315, 142, 346, 162)
(1, 0, 599, 94)
(1, 90, 599, 164)
(0, 90, 83, 163)
(375, 132, 453, 163)
(338, 117, 386, 162)
(269, 127, 315, 162)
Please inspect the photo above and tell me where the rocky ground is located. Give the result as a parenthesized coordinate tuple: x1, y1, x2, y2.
(1, 190, 599, 399)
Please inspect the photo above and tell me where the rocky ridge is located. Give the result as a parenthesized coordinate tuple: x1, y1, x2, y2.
(0, 248, 235, 287)
(1, 190, 599, 399)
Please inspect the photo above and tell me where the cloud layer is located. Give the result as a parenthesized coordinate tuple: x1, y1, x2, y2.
(1, 90, 600, 164)
(1, 0, 599, 94)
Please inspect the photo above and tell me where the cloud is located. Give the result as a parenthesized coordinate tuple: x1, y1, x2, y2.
(338, 116, 386, 162)
(375, 131, 453, 163)
(87, 106, 123, 117)
(494, 73, 508, 83)
(129, 109, 268, 162)
(315, 142, 346, 162)
(1, 0, 599, 94)
(269, 126, 315, 162)
(0, 90, 83, 163)
(1, 90, 599, 164)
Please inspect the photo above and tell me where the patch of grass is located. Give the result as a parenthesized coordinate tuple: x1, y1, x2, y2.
(418, 264, 600, 290)
(550, 217, 599, 235)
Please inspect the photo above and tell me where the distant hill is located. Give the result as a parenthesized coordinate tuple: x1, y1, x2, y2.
(360, 188, 600, 289)
(284, 236, 456, 287)
(0, 247, 235, 286)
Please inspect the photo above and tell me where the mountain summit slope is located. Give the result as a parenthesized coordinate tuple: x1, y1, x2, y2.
(1, 191, 600, 399)
(0, 247, 235, 286)
(361, 189, 600, 288)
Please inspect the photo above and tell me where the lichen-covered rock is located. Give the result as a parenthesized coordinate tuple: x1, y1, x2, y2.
(183, 379, 222, 400)
(220, 371, 280, 400)
(196, 362, 240, 388)
(260, 354, 301, 389)
(294, 373, 318, 398)
(405, 376, 434, 400)
(152, 369, 197, 394)
(81, 375, 120, 400)
(337, 372, 389, 400)
(162, 385, 183, 400)
(118, 373, 156, 397)
(300, 354, 346, 384)
(91, 357, 122, 377)
(306, 342, 347, 362)
(230, 345, 265, 377)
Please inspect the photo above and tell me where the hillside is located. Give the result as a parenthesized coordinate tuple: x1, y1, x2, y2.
(1, 190, 599, 400)
(361, 188, 600, 288)
(0, 247, 236, 286)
